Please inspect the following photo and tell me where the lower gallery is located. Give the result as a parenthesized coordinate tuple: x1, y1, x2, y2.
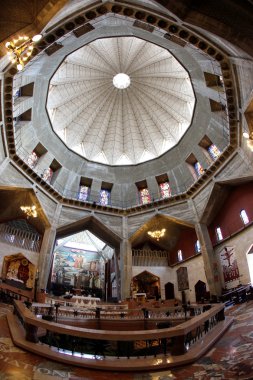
(0, 0, 253, 379)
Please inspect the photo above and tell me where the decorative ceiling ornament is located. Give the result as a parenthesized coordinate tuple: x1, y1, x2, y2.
(147, 228, 166, 241)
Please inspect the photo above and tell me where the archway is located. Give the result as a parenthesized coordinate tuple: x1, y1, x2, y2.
(132, 270, 160, 300)
(246, 244, 253, 284)
(49, 216, 122, 301)
(195, 280, 207, 303)
(165, 282, 175, 300)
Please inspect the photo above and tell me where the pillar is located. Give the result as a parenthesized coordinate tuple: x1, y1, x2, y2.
(37, 203, 62, 291)
(188, 199, 222, 296)
(119, 216, 132, 300)
(195, 222, 222, 296)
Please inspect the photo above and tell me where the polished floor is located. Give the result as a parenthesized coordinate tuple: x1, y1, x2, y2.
(0, 301, 253, 379)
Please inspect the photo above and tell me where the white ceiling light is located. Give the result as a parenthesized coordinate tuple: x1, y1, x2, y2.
(113, 73, 131, 89)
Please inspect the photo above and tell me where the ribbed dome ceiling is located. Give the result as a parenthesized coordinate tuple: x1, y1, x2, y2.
(47, 36, 195, 165)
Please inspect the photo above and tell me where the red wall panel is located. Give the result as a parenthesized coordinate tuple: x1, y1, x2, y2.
(208, 182, 253, 245)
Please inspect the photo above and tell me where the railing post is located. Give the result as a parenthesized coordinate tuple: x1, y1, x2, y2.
(25, 322, 39, 343)
(171, 334, 187, 355)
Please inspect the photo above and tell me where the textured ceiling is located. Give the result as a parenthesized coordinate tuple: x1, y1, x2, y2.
(47, 36, 195, 165)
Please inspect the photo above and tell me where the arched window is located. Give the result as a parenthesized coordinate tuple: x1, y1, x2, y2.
(178, 249, 183, 261)
(240, 209, 249, 225)
(195, 240, 201, 253)
(216, 227, 223, 241)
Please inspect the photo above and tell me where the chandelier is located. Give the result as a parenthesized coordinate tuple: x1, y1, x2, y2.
(5, 34, 42, 71)
(147, 228, 166, 241)
(20, 205, 38, 218)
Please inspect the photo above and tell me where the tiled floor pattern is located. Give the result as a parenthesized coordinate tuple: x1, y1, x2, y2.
(0, 302, 253, 379)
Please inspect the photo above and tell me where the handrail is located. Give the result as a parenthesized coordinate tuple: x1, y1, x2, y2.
(9, 300, 232, 371)
(14, 300, 225, 342)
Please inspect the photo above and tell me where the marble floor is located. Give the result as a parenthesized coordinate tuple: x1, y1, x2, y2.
(0, 301, 253, 380)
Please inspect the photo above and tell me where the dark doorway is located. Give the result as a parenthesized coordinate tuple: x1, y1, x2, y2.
(165, 282, 175, 300)
(195, 280, 206, 303)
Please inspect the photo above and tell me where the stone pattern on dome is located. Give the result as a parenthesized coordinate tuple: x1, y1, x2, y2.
(47, 37, 195, 165)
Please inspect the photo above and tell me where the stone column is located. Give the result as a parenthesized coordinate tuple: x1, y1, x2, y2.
(188, 199, 222, 296)
(90, 179, 102, 204)
(146, 176, 159, 201)
(119, 216, 132, 300)
(195, 222, 222, 296)
(0, 157, 10, 175)
(37, 203, 62, 290)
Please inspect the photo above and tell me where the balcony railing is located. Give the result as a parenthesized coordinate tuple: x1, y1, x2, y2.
(0, 223, 41, 253)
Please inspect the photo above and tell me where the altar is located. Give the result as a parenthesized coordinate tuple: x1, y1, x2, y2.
(133, 293, 146, 303)
(71, 295, 100, 307)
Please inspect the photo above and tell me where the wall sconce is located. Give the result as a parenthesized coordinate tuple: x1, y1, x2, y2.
(5, 34, 42, 71)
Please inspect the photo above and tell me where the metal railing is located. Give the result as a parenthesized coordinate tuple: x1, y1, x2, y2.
(0, 223, 41, 253)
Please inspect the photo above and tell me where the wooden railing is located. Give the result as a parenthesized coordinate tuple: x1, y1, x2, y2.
(9, 299, 231, 371)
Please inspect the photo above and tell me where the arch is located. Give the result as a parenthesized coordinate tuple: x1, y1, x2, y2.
(246, 244, 253, 284)
(129, 213, 195, 251)
(194, 280, 207, 303)
(132, 270, 160, 300)
(165, 281, 175, 300)
(56, 215, 122, 249)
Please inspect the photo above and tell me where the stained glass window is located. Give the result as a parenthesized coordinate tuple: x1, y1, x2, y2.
(178, 249, 183, 261)
(159, 182, 171, 199)
(139, 188, 151, 205)
(195, 240, 201, 253)
(240, 209, 249, 225)
(194, 162, 205, 177)
(78, 185, 90, 201)
(42, 168, 53, 183)
(208, 144, 221, 160)
(27, 151, 38, 169)
(216, 227, 223, 241)
(100, 189, 111, 206)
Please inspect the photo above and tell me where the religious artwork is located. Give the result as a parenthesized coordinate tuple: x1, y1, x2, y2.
(220, 246, 240, 283)
(194, 161, 205, 177)
(3, 254, 35, 289)
(176, 267, 189, 291)
(27, 151, 38, 168)
(159, 181, 171, 199)
(51, 247, 103, 290)
(139, 188, 151, 204)
(42, 167, 53, 183)
(99, 189, 111, 206)
(78, 185, 90, 201)
(208, 144, 221, 160)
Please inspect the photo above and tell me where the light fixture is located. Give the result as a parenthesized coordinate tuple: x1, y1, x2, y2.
(20, 205, 38, 218)
(147, 228, 166, 241)
(243, 130, 253, 152)
(5, 34, 42, 71)
(113, 73, 131, 89)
